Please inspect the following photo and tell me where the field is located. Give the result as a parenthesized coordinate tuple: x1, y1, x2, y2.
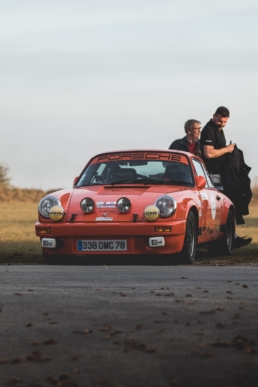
(0, 188, 257, 265)
(0, 202, 43, 264)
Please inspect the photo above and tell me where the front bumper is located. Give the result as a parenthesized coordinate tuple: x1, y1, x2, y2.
(35, 220, 186, 255)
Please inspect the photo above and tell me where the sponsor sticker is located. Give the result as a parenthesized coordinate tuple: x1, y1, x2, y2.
(96, 201, 116, 208)
(210, 193, 216, 220)
(144, 205, 160, 221)
(49, 205, 64, 221)
(149, 237, 165, 247)
(200, 192, 208, 201)
(41, 238, 56, 248)
(96, 217, 113, 221)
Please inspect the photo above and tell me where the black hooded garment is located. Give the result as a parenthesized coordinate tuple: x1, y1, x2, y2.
(223, 146, 252, 225)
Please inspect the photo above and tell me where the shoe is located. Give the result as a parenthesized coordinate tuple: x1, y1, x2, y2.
(234, 236, 252, 249)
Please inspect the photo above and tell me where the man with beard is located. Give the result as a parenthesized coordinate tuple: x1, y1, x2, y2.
(201, 106, 252, 248)
(201, 106, 235, 173)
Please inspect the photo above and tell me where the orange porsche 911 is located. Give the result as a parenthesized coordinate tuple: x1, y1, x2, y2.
(35, 150, 235, 264)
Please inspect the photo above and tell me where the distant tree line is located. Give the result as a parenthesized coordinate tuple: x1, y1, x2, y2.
(0, 163, 10, 186)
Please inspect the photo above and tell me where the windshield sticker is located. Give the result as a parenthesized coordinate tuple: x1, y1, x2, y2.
(92, 152, 188, 165)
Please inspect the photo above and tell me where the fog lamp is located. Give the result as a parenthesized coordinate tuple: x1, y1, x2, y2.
(38, 228, 51, 234)
(154, 226, 172, 232)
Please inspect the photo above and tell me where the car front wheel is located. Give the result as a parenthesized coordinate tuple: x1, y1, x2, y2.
(179, 210, 197, 264)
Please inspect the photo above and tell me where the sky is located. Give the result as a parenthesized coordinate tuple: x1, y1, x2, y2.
(1, 0, 258, 190)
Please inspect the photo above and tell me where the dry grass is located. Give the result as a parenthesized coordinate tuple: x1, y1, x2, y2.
(252, 185, 258, 199)
(196, 203, 258, 265)
(0, 197, 257, 265)
(0, 186, 46, 203)
(0, 202, 44, 264)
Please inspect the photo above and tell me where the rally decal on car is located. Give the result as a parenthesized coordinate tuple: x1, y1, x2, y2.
(210, 193, 216, 220)
(96, 201, 116, 208)
(96, 217, 113, 221)
(202, 224, 220, 236)
(94, 153, 188, 164)
(200, 192, 208, 201)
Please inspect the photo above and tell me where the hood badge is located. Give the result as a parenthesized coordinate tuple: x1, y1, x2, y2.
(96, 201, 116, 208)
(96, 216, 113, 221)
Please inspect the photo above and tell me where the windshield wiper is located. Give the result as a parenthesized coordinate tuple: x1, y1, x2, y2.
(110, 178, 163, 185)
(165, 181, 193, 186)
(136, 178, 164, 184)
(110, 180, 139, 185)
(78, 179, 193, 187)
(138, 179, 193, 186)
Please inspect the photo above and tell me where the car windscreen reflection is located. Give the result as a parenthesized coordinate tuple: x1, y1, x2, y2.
(77, 160, 194, 187)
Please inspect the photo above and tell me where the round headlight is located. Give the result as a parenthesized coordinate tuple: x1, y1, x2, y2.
(39, 196, 60, 218)
(81, 197, 95, 213)
(117, 197, 131, 213)
(155, 195, 177, 218)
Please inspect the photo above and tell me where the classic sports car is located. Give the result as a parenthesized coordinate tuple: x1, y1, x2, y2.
(35, 149, 235, 264)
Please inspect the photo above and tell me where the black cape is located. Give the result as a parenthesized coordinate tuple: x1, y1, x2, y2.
(223, 146, 252, 224)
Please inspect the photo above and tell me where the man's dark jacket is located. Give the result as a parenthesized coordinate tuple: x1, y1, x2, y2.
(223, 146, 252, 224)
(169, 136, 201, 157)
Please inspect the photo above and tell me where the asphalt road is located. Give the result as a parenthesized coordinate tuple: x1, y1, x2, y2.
(0, 265, 258, 387)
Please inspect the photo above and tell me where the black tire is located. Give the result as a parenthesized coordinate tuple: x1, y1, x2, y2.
(208, 209, 235, 256)
(179, 210, 197, 264)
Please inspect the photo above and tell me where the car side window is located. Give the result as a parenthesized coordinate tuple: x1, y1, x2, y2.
(203, 168, 214, 187)
(192, 159, 209, 188)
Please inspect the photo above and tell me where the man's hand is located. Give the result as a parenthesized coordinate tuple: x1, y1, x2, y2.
(227, 143, 236, 153)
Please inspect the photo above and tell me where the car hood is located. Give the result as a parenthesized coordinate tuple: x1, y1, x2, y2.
(66, 185, 187, 222)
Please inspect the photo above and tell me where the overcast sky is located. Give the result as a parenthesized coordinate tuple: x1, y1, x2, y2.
(1, 0, 258, 190)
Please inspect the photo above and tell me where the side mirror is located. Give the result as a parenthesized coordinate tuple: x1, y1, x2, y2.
(196, 175, 206, 189)
(73, 176, 79, 186)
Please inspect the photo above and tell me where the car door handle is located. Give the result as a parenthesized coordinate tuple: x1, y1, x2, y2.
(216, 195, 221, 201)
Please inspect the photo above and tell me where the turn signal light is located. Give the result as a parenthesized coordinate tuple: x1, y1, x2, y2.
(38, 228, 51, 234)
(154, 226, 171, 232)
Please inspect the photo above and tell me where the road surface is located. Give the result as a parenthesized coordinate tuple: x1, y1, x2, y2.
(0, 265, 258, 387)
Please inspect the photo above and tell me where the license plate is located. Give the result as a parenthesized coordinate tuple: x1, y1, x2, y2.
(77, 240, 127, 251)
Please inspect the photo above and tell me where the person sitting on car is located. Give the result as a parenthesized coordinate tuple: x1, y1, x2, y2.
(169, 119, 202, 157)
(200, 106, 252, 248)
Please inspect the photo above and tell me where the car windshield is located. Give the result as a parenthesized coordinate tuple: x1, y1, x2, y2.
(76, 159, 194, 187)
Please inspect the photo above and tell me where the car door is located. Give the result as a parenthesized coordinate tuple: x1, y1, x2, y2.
(192, 159, 222, 241)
